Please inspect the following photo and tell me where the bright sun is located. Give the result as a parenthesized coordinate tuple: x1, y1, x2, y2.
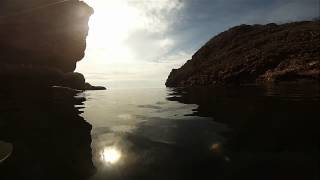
(83, 0, 142, 63)
(77, 0, 185, 86)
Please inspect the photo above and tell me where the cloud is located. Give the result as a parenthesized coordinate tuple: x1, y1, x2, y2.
(161, 0, 320, 61)
(78, 0, 319, 87)
(122, 0, 185, 62)
(128, 0, 320, 65)
(128, 0, 185, 33)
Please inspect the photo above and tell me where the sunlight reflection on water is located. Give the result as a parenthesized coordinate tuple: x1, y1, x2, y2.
(101, 146, 122, 165)
(79, 84, 320, 180)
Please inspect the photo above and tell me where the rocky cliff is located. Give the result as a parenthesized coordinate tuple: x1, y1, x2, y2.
(0, 0, 105, 90)
(166, 21, 320, 87)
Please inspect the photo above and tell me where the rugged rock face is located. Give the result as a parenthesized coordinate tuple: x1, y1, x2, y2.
(0, 0, 105, 90)
(0, 0, 92, 72)
(166, 21, 320, 87)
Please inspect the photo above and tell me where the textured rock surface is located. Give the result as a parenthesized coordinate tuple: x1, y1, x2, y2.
(0, 0, 93, 72)
(0, 0, 103, 90)
(166, 21, 320, 87)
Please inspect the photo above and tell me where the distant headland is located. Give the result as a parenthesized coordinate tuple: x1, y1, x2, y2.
(166, 20, 320, 87)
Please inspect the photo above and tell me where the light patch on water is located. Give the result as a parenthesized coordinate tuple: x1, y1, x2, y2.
(101, 146, 122, 165)
(117, 114, 133, 120)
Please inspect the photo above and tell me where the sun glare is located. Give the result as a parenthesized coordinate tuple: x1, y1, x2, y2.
(77, 0, 185, 85)
(101, 147, 122, 164)
(83, 0, 142, 62)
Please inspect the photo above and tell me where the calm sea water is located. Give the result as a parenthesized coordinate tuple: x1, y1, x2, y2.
(78, 83, 320, 180)
(1, 82, 319, 180)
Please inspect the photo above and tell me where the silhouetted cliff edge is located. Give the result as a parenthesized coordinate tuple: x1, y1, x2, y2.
(0, 0, 105, 90)
(166, 21, 320, 87)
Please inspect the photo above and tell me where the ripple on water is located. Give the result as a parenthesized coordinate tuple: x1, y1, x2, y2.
(0, 141, 13, 163)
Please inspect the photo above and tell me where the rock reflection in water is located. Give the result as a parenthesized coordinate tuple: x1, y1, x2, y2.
(167, 83, 320, 180)
(0, 87, 95, 180)
(85, 89, 230, 180)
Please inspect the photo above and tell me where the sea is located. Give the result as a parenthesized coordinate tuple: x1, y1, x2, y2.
(80, 82, 320, 180)
(1, 81, 319, 180)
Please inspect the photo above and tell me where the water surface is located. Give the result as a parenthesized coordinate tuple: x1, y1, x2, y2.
(1, 83, 319, 179)
(79, 83, 320, 180)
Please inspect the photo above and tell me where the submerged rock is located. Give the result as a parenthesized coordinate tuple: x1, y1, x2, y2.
(166, 21, 320, 87)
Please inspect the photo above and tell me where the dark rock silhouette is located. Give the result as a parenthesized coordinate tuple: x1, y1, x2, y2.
(0, 0, 92, 72)
(0, 1, 100, 178)
(0, 0, 105, 90)
(0, 87, 95, 180)
(60, 72, 106, 90)
(166, 21, 320, 87)
(84, 83, 107, 90)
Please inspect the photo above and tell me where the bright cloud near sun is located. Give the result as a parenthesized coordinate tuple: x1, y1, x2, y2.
(76, 0, 318, 88)
(76, 0, 187, 87)
(85, 0, 141, 62)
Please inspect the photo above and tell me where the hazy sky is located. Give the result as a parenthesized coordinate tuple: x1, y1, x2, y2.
(76, 0, 319, 88)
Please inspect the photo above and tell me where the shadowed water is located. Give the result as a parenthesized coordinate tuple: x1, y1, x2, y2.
(0, 87, 95, 180)
(81, 82, 319, 180)
(1, 82, 319, 179)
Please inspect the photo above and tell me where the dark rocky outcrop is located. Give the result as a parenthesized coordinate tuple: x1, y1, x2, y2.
(0, 0, 92, 72)
(166, 21, 320, 87)
(60, 72, 106, 90)
(0, 0, 105, 90)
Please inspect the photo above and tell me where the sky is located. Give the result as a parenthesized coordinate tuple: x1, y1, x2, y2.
(76, 0, 319, 88)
